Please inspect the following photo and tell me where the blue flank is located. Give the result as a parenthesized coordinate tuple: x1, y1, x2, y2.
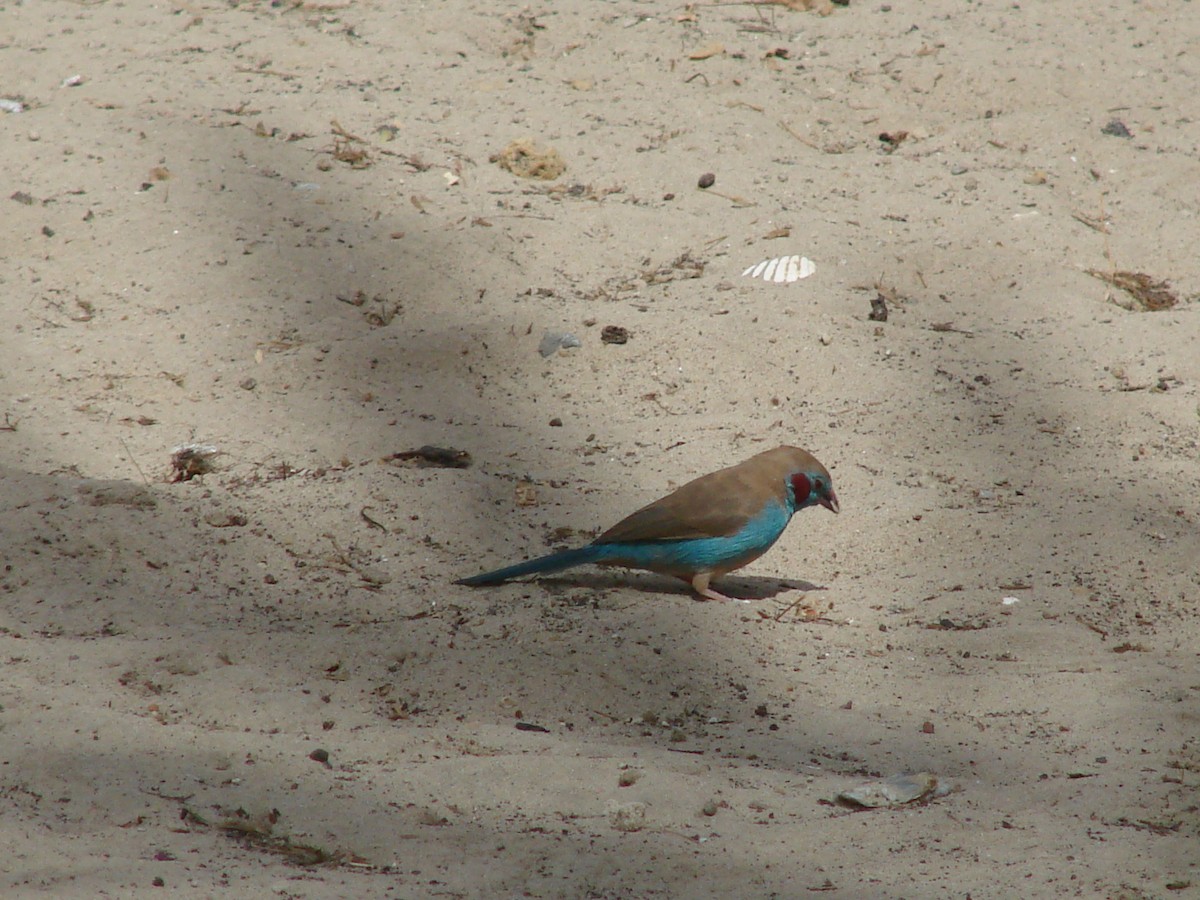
(455, 500, 792, 586)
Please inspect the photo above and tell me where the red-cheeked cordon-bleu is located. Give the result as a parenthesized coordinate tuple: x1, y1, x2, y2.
(456, 445, 838, 602)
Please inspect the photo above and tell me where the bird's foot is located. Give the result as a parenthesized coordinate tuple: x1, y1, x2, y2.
(687, 573, 747, 603)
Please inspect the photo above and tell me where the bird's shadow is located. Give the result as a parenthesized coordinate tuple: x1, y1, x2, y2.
(533, 571, 827, 602)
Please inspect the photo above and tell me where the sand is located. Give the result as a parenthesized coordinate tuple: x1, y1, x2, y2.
(2, 1, 1198, 896)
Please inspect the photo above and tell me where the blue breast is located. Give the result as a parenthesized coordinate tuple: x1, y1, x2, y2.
(595, 501, 791, 576)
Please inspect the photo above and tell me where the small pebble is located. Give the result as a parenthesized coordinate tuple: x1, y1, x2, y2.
(600, 325, 629, 344)
(698, 172, 715, 189)
(309, 748, 330, 764)
(609, 801, 647, 832)
(1101, 119, 1132, 139)
(538, 330, 581, 358)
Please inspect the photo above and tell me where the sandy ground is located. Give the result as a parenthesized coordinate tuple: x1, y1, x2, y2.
(2, 1, 1199, 897)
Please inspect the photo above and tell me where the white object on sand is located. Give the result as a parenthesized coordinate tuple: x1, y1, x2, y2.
(741, 255, 816, 284)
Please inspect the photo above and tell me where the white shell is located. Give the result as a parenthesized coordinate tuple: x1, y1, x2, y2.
(741, 255, 815, 283)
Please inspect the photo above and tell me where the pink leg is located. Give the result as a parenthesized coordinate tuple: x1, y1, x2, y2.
(687, 572, 736, 603)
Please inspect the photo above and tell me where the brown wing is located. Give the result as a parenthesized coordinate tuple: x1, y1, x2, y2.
(595, 446, 823, 544)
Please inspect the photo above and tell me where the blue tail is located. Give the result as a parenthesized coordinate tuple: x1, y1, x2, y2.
(455, 545, 609, 586)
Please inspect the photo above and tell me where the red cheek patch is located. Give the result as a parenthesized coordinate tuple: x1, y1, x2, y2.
(790, 472, 812, 504)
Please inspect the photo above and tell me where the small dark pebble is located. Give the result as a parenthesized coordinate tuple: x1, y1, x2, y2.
(549, 417, 563, 427)
(869, 293, 889, 322)
(309, 748, 330, 764)
(698, 172, 715, 189)
(41, 225, 55, 237)
(600, 325, 630, 344)
(152, 877, 165, 887)
(663, 192, 675, 201)
(1101, 119, 1132, 138)
(516, 721, 550, 733)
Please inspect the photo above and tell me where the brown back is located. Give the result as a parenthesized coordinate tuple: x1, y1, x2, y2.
(596, 446, 826, 544)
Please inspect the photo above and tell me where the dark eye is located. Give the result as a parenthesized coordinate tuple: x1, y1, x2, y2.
(790, 472, 812, 503)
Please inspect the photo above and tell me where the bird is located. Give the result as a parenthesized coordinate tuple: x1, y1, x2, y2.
(455, 445, 838, 602)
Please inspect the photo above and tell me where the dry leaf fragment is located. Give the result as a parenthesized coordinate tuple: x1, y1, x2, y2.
(1072, 212, 1110, 233)
(754, 0, 835, 15)
(689, 42, 725, 60)
(170, 444, 220, 482)
(330, 120, 371, 168)
(1086, 269, 1178, 311)
(491, 138, 565, 181)
(385, 446, 472, 469)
